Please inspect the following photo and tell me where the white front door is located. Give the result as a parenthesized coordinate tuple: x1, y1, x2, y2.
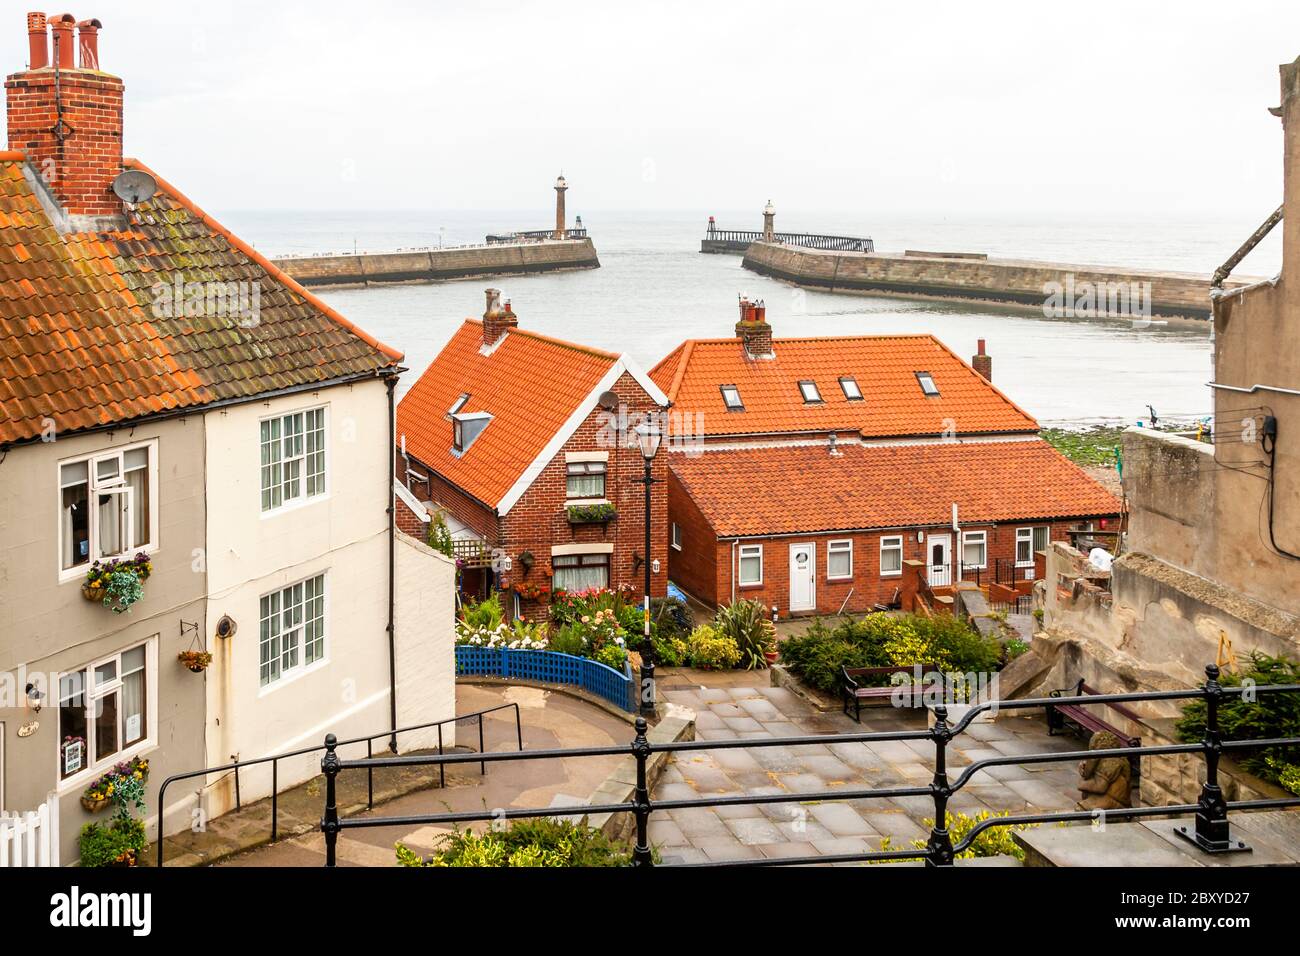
(789, 543, 816, 612)
(928, 534, 952, 587)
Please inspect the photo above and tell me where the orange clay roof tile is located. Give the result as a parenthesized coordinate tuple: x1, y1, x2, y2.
(397, 321, 621, 509)
(650, 334, 1038, 439)
(670, 440, 1120, 537)
(0, 156, 401, 446)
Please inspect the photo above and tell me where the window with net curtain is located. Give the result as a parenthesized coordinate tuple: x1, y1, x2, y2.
(59, 445, 153, 571)
(566, 461, 606, 499)
(58, 643, 148, 780)
(553, 554, 609, 591)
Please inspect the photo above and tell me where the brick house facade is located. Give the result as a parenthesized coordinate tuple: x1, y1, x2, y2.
(652, 301, 1122, 617)
(396, 297, 670, 619)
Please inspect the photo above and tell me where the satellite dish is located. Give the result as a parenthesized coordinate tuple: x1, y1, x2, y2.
(597, 390, 620, 410)
(112, 169, 158, 205)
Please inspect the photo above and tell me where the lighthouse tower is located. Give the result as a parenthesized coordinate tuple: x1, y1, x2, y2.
(762, 199, 776, 242)
(554, 174, 569, 239)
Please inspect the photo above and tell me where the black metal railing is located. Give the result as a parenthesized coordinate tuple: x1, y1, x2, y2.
(703, 227, 874, 252)
(485, 228, 589, 244)
(317, 665, 1300, 867)
(156, 703, 523, 866)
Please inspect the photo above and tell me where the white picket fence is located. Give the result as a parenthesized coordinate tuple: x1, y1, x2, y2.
(0, 794, 60, 867)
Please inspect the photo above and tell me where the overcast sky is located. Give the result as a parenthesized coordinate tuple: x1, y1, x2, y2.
(5, 1, 1300, 218)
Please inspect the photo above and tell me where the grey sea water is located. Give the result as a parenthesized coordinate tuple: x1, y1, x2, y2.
(219, 208, 1286, 425)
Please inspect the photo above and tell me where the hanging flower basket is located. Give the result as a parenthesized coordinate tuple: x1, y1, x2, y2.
(82, 553, 152, 614)
(80, 794, 111, 814)
(178, 650, 213, 673)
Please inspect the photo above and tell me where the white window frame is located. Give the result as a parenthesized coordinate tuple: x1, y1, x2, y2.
(258, 572, 329, 692)
(260, 405, 329, 516)
(552, 553, 611, 592)
(1018, 526, 1050, 568)
(57, 439, 160, 582)
(55, 638, 157, 793)
(671, 522, 683, 551)
(839, 376, 863, 401)
(827, 539, 853, 580)
(720, 385, 744, 411)
(565, 460, 607, 502)
(961, 530, 988, 570)
(879, 535, 904, 578)
(916, 371, 940, 396)
(798, 380, 823, 404)
(738, 543, 763, 587)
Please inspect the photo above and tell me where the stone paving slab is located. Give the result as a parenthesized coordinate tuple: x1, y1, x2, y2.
(656, 678, 1082, 865)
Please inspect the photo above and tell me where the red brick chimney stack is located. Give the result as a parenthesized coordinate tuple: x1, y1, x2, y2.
(6, 11, 126, 221)
(972, 338, 993, 382)
(482, 288, 519, 347)
(736, 295, 774, 359)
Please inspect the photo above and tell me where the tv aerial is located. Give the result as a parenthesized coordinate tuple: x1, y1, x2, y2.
(112, 169, 158, 205)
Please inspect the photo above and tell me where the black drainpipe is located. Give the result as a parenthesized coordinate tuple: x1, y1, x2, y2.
(386, 373, 399, 753)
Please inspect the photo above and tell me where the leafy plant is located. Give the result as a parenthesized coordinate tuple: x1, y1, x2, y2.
(594, 642, 628, 671)
(1267, 758, 1300, 796)
(713, 599, 773, 670)
(461, 592, 505, 631)
(547, 623, 588, 657)
(397, 818, 638, 867)
(1004, 639, 1030, 662)
(687, 625, 741, 670)
(1175, 653, 1300, 784)
(79, 818, 147, 868)
(84, 554, 152, 614)
(652, 633, 690, 667)
(426, 510, 454, 558)
(82, 756, 149, 805)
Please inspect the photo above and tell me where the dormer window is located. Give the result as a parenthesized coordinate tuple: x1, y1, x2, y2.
(839, 376, 862, 401)
(798, 380, 822, 404)
(720, 385, 744, 411)
(448, 393, 470, 416)
(916, 372, 940, 396)
(451, 412, 492, 454)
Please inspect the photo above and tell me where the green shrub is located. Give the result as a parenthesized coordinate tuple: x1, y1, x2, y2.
(426, 510, 453, 557)
(79, 818, 147, 868)
(1004, 639, 1030, 662)
(879, 811, 1037, 862)
(777, 612, 1001, 694)
(713, 599, 773, 670)
(652, 633, 690, 666)
(687, 625, 740, 670)
(652, 595, 694, 639)
(547, 623, 587, 657)
(1176, 653, 1300, 784)
(594, 642, 628, 671)
(461, 592, 504, 631)
(397, 818, 637, 867)
(1268, 759, 1300, 796)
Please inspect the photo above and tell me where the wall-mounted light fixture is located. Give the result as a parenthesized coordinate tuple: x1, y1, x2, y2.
(25, 682, 44, 713)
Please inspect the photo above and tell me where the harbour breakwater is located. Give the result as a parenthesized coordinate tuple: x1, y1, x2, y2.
(273, 237, 599, 289)
(742, 241, 1255, 322)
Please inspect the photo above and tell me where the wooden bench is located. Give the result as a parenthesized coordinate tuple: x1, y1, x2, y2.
(842, 665, 941, 723)
(1046, 679, 1143, 778)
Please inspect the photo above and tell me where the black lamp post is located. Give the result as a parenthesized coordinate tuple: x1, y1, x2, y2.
(634, 414, 662, 717)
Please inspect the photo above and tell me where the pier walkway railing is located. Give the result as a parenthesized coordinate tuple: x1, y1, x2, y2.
(485, 228, 590, 244)
(317, 664, 1300, 867)
(705, 227, 874, 252)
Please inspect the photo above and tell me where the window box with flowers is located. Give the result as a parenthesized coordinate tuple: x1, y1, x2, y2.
(513, 580, 549, 602)
(81, 553, 152, 614)
(566, 503, 617, 526)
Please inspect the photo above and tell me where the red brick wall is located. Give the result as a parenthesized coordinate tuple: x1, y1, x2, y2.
(5, 68, 124, 217)
(666, 466, 720, 604)
(395, 494, 427, 540)
(501, 371, 667, 617)
(697, 518, 1108, 616)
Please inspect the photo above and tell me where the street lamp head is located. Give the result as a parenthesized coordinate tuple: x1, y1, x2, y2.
(634, 416, 662, 462)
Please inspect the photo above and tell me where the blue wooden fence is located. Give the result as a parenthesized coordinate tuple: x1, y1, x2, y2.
(455, 646, 636, 713)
